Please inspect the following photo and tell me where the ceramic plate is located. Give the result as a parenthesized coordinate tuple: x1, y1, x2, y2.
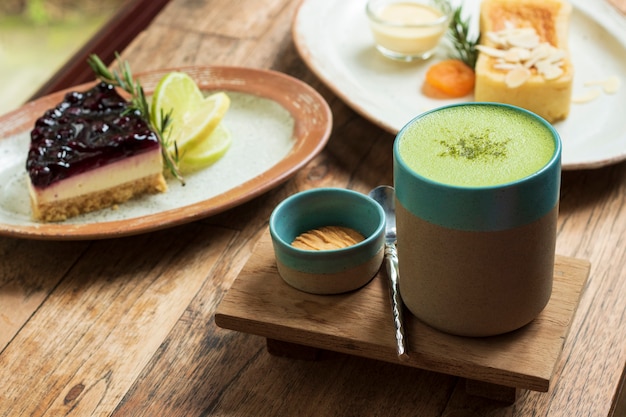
(0, 66, 332, 240)
(292, 0, 626, 169)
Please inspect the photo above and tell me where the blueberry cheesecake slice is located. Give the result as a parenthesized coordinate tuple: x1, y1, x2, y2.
(26, 82, 167, 222)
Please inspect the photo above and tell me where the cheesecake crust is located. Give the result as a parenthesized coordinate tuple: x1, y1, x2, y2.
(30, 173, 167, 222)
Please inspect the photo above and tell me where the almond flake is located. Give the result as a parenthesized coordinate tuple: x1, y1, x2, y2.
(503, 49, 522, 63)
(481, 26, 567, 83)
(540, 65, 564, 80)
(508, 32, 540, 49)
(604, 76, 622, 94)
(585, 76, 622, 94)
(505, 67, 531, 88)
(546, 49, 566, 64)
(524, 45, 553, 69)
(476, 45, 506, 58)
(529, 43, 552, 59)
(512, 47, 531, 61)
(572, 89, 602, 104)
(494, 62, 521, 71)
(486, 31, 506, 46)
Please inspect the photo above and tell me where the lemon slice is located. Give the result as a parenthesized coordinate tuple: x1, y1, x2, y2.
(180, 123, 232, 172)
(150, 72, 230, 152)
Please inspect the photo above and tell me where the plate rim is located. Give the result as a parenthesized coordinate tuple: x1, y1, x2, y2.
(0, 65, 333, 240)
(291, 0, 626, 171)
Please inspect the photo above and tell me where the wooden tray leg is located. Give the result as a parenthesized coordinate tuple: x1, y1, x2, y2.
(465, 379, 519, 404)
(266, 338, 320, 360)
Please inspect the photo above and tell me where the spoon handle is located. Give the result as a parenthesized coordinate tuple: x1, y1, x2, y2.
(384, 243, 409, 361)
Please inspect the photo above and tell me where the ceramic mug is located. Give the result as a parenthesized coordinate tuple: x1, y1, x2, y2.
(393, 103, 561, 337)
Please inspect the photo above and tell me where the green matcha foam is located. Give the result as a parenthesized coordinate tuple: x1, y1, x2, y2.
(393, 103, 561, 231)
(398, 105, 556, 187)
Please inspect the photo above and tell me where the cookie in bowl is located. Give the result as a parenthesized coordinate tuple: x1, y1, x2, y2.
(269, 188, 385, 295)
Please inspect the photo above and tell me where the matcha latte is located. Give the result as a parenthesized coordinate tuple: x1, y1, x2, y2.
(393, 103, 562, 337)
(397, 104, 556, 187)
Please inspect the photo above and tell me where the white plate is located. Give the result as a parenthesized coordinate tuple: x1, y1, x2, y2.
(0, 67, 332, 240)
(293, 0, 626, 169)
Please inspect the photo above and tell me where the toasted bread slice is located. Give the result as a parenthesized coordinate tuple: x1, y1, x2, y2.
(474, 0, 573, 123)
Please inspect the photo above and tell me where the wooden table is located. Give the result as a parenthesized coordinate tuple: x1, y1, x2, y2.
(1, 0, 625, 415)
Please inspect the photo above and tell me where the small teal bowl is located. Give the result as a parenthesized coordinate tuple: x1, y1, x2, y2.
(269, 188, 386, 294)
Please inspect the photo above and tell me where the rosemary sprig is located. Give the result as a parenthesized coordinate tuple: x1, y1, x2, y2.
(87, 53, 185, 185)
(446, 4, 480, 69)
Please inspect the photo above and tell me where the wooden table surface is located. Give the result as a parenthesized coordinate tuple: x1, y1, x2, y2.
(2, 0, 625, 416)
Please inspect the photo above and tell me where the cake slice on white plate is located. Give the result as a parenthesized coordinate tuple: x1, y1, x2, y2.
(474, 0, 574, 123)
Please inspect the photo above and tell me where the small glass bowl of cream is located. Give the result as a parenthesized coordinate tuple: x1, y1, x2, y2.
(366, 0, 452, 61)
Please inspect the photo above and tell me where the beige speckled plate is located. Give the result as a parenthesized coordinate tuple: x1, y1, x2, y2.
(0, 66, 332, 240)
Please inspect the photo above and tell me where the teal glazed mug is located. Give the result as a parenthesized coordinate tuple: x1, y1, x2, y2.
(393, 103, 561, 337)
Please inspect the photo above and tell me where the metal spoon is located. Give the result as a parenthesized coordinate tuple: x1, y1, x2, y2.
(369, 185, 409, 361)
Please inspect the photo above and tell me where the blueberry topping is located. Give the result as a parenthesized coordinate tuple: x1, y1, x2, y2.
(27, 82, 160, 188)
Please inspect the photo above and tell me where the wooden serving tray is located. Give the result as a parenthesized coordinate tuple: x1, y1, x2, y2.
(215, 231, 590, 403)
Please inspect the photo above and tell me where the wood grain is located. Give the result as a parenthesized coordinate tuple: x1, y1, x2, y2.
(0, 223, 235, 415)
(0, 239, 88, 350)
(1, 0, 626, 416)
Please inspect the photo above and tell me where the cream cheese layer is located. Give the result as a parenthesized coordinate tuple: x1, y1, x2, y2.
(29, 149, 163, 203)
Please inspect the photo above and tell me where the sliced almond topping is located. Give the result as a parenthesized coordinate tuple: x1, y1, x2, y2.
(476, 45, 506, 58)
(486, 31, 506, 46)
(524, 43, 552, 68)
(572, 89, 602, 104)
(505, 67, 531, 88)
(511, 47, 531, 61)
(481, 25, 567, 87)
(494, 62, 520, 71)
(546, 49, 566, 64)
(539, 65, 564, 80)
(534, 60, 550, 72)
(503, 48, 522, 63)
(604, 76, 622, 94)
(507, 31, 540, 49)
(585, 76, 622, 94)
